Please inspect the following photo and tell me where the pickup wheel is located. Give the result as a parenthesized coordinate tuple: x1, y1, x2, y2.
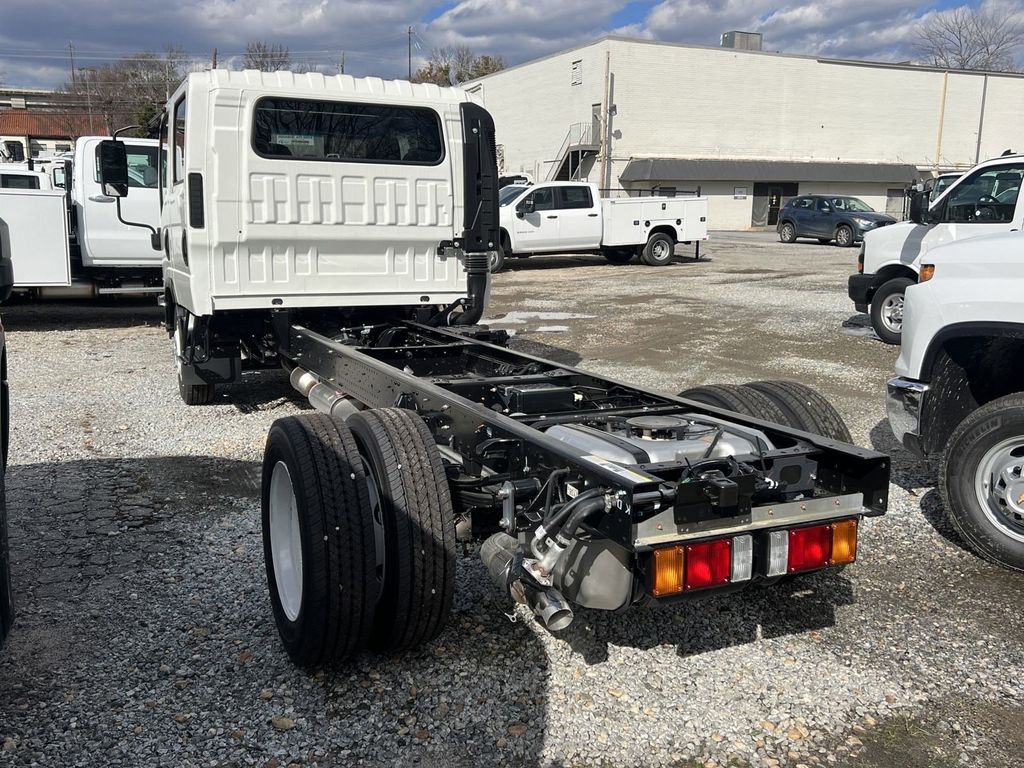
(603, 249, 635, 265)
(641, 233, 676, 266)
(488, 248, 506, 274)
(778, 222, 797, 243)
(347, 408, 456, 652)
(678, 384, 788, 424)
(942, 394, 1024, 571)
(743, 380, 853, 443)
(835, 225, 855, 247)
(869, 277, 913, 345)
(261, 414, 378, 666)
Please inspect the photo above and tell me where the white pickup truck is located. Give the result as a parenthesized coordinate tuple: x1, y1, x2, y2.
(495, 181, 708, 272)
(887, 229, 1024, 571)
(0, 136, 162, 298)
(849, 153, 1023, 344)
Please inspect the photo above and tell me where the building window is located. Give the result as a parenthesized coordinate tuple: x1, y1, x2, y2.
(55, 144, 71, 153)
(571, 60, 582, 86)
(29, 140, 44, 158)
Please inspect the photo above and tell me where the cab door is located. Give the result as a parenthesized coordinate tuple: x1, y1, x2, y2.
(552, 185, 602, 248)
(512, 186, 560, 251)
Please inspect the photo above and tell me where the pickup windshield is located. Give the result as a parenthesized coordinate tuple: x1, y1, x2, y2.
(499, 185, 527, 206)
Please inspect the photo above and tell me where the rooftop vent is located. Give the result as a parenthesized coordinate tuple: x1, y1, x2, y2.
(721, 31, 762, 51)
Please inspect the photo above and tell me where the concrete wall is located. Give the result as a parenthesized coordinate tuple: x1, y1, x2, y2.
(466, 36, 1024, 220)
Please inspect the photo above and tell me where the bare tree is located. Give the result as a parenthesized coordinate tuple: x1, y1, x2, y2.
(243, 41, 292, 72)
(915, 6, 1024, 72)
(412, 45, 504, 85)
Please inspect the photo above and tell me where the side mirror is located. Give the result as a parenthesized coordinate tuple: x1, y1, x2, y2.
(908, 189, 932, 225)
(97, 140, 129, 198)
(516, 198, 535, 219)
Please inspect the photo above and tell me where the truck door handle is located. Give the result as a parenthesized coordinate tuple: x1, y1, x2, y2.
(587, 213, 598, 217)
(546, 215, 558, 219)
(88, 194, 115, 203)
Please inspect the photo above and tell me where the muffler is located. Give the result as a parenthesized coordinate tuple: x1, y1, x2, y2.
(288, 366, 361, 420)
(481, 532, 574, 632)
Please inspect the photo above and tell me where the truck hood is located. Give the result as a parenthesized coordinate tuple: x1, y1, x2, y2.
(922, 229, 1024, 272)
(862, 220, 931, 270)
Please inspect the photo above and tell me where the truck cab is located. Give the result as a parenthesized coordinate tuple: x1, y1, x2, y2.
(500, 182, 604, 255)
(849, 154, 1023, 344)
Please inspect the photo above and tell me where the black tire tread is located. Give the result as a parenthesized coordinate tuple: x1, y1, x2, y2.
(679, 384, 787, 424)
(941, 393, 1024, 572)
(641, 233, 675, 266)
(348, 408, 456, 652)
(180, 380, 215, 405)
(262, 414, 377, 666)
(745, 380, 853, 443)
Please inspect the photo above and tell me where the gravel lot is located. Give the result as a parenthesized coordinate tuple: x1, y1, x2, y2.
(1, 232, 1023, 768)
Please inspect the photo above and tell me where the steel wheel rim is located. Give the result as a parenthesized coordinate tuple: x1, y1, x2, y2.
(355, 448, 387, 597)
(269, 461, 304, 621)
(974, 437, 1024, 543)
(880, 294, 903, 333)
(652, 239, 670, 259)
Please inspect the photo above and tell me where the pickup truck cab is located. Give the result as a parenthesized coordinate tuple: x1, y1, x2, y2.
(887, 229, 1024, 570)
(849, 154, 1023, 344)
(496, 181, 708, 272)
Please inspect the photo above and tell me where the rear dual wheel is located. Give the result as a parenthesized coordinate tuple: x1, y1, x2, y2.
(678, 380, 852, 443)
(261, 408, 455, 666)
(641, 233, 676, 266)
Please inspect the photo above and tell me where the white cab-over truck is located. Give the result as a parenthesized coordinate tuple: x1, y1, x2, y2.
(97, 70, 887, 669)
(887, 229, 1024, 570)
(495, 181, 708, 272)
(0, 136, 162, 297)
(849, 153, 1023, 344)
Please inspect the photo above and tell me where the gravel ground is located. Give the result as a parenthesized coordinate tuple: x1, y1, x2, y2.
(1, 232, 1022, 768)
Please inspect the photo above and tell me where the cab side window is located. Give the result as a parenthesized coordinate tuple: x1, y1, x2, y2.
(944, 165, 1024, 223)
(527, 187, 555, 211)
(172, 96, 187, 184)
(557, 186, 593, 209)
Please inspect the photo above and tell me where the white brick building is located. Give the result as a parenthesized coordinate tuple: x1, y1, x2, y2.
(464, 36, 1024, 229)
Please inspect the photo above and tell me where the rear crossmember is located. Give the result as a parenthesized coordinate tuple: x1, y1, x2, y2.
(260, 318, 889, 665)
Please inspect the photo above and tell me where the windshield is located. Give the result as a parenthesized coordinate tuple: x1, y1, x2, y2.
(499, 185, 527, 206)
(832, 197, 874, 213)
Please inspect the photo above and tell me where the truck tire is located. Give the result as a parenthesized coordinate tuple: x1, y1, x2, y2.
(835, 224, 855, 247)
(603, 249, 634, 265)
(641, 233, 676, 266)
(869, 277, 913, 345)
(347, 408, 456, 652)
(678, 384, 788, 424)
(174, 317, 215, 405)
(488, 248, 506, 274)
(744, 380, 853, 443)
(0, 451, 11, 649)
(778, 222, 796, 243)
(261, 414, 378, 666)
(942, 394, 1024, 571)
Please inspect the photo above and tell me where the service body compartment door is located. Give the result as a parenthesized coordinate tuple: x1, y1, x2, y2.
(0, 189, 70, 286)
(76, 138, 162, 269)
(602, 196, 708, 246)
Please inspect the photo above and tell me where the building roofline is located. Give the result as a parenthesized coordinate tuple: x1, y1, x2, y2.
(462, 33, 1024, 87)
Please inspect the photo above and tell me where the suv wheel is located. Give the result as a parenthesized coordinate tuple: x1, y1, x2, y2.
(778, 222, 796, 243)
(835, 224, 855, 247)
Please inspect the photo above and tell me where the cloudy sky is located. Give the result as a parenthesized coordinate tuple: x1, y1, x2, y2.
(0, 0, 1018, 90)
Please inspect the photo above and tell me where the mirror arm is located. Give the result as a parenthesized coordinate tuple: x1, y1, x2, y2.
(115, 199, 158, 238)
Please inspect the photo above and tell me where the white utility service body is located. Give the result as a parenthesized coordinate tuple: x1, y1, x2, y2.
(0, 187, 70, 287)
(849, 153, 1023, 343)
(163, 70, 490, 318)
(497, 181, 708, 268)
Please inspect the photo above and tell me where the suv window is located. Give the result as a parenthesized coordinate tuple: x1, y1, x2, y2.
(557, 186, 592, 209)
(790, 197, 813, 210)
(944, 164, 1024, 223)
(253, 98, 444, 165)
(816, 198, 831, 212)
(526, 187, 555, 211)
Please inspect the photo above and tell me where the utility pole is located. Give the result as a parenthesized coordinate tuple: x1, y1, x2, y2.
(68, 42, 77, 90)
(211, 48, 218, 69)
(339, 51, 346, 74)
(408, 26, 412, 80)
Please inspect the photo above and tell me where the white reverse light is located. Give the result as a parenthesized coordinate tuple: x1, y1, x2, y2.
(766, 530, 789, 577)
(731, 534, 753, 581)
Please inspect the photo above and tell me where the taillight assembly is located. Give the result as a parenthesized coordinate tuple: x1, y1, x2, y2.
(650, 519, 859, 596)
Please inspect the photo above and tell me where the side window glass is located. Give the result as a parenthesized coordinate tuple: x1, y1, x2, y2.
(173, 96, 187, 184)
(557, 186, 593, 209)
(529, 188, 554, 211)
(794, 198, 812, 210)
(816, 198, 830, 212)
(945, 165, 1024, 223)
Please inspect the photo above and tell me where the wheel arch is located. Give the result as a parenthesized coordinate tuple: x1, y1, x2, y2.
(868, 264, 918, 303)
(920, 325, 1024, 454)
(648, 225, 677, 242)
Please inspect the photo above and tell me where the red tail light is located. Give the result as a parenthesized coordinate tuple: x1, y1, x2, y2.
(788, 525, 832, 573)
(685, 539, 731, 590)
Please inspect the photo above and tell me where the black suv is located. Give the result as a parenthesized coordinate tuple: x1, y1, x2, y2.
(777, 195, 896, 247)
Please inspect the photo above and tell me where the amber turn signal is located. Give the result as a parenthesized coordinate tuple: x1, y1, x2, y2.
(830, 518, 858, 566)
(919, 264, 935, 282)
(653, 545, 685, 596)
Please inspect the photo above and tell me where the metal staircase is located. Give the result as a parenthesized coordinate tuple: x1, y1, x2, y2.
(547, 122, 600, 181)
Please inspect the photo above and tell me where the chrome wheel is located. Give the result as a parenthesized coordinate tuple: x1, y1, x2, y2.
(779, 224, 795, 243)
(269, 461, 303, 621)
(975, 438, 1024, 543)
(879, 293, 904, 334)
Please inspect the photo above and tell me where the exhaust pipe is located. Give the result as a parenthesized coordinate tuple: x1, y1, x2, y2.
(288, 365, 362, 420)
(481, 533, 574, 632)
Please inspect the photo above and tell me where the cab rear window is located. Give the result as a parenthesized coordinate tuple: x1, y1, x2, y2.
(0, 174, 39, 190)
(252, 98, 444, 165)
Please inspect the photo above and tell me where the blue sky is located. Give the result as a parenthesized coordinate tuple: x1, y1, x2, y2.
(0, 0, 1011, 90)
